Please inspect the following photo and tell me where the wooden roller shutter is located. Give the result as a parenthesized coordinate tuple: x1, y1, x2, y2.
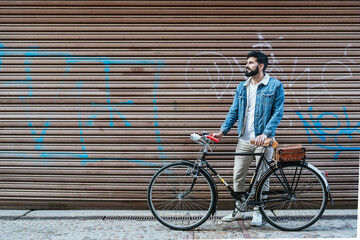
(0, 1, 358, 209)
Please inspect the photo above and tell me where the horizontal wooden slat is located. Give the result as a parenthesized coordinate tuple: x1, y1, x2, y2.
(2, 17, 359, 24)
(1, 1, 360, 7)
(1, 25, 359, 32)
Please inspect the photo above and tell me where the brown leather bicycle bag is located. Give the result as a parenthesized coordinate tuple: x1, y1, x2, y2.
(275, 144, 306, 162)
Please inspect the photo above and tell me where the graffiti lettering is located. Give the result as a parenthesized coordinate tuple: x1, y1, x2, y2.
(0, 44, 165, 165)
(185, 33, 359, 160)
(296, 107, 360, 160)
(185, 52, 235, 99)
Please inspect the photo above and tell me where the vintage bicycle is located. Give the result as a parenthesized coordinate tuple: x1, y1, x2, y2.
(147, 132, 333, 231)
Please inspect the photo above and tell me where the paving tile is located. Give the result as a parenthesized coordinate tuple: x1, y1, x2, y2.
(0, 210, 357, 239)
(0, 210, 29, 217)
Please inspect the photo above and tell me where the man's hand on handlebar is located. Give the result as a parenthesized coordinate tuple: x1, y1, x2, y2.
(254, 133, 268, 146)
(211, 132, 224, 141)
(209, 132, 269, 146)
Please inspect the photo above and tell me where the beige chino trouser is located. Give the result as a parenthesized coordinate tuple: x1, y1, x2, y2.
(234, 140, 274, 193)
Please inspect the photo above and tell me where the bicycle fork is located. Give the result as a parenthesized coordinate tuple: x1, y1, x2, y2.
(178, 165, 201, 199)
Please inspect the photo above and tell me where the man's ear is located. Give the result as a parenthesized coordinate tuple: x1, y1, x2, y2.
(259, 63, 265, 72)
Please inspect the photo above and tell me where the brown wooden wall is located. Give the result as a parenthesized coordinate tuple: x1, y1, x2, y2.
(0, 1, 359, 209)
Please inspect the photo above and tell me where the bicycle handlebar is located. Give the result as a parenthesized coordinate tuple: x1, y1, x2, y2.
(190, 132, 219, 144)
(191, 132, 277, 148)
(206, 135, 220, 143)
(250, 138, 278, 148)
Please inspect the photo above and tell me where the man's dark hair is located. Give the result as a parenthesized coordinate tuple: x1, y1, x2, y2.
(247, 51, 268, 72)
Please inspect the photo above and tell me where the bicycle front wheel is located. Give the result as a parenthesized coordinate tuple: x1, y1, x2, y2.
(256, 162, 328, 231)
(147, 162, 216, 230)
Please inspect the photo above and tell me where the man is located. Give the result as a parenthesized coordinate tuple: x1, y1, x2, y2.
(212, 51, 285, 226)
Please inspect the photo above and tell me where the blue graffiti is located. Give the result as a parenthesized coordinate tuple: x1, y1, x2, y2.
(0, 151, 159, 167)
(153, 63, 166, 157)
(0, 44, 3, 70)
(2, 47, 36, 100)
(28, 121, 51, 150)
(0, 44, 166, 166)
(296, 107, 360, 160)
(65, 58, 136, 128)
(22, 58, 33, 100)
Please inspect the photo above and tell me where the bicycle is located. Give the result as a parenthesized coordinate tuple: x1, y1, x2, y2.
(147, 132, 333, 231)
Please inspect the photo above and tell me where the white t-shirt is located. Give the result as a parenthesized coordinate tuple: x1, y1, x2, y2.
(240, 81, 258, 142)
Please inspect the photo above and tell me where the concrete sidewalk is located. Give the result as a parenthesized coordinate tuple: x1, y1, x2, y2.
(0, 209, 358, 240)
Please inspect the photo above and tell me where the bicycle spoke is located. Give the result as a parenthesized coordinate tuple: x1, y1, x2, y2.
(257, 163, 327, 231)
(148, 162, 215, 230)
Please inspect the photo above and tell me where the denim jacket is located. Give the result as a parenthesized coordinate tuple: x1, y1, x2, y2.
(220, 75, 285, 138)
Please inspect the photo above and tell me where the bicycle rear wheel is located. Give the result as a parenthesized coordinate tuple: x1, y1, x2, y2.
(256, 162, 328, 231)
(147, 162, 216, 230)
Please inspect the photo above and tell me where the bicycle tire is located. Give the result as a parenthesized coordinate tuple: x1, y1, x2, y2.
(255, 162, 328, 231)
(147, 162, 216, 230)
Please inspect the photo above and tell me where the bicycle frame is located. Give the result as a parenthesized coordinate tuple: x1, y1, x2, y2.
(148, 132, 333, 231)
(188, 132, 333, 209)
(196, 143, 275, 207)
(148, 132, 332, 231)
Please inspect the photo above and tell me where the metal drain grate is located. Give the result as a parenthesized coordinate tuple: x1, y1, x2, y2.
(0, 216, 17, 221)
(16, 216, 107, 221)
(0, 215, 357, 221)
(0, 215, 157, 221)
(105, 216, 155, 221)
(320, 215, 357, 220)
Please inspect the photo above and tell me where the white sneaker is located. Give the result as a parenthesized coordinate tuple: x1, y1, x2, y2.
(251, 211, 262, 226)
(221, 210, 246, 222)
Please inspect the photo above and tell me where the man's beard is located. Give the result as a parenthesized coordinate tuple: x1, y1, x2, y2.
(245, 65, 259, 77)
